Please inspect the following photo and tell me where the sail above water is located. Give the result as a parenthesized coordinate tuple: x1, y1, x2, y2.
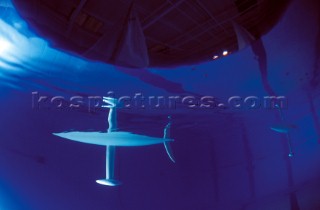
(113, 4, 149, 68)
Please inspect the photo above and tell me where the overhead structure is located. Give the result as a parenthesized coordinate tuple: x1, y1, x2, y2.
(12, 0, 290, 67)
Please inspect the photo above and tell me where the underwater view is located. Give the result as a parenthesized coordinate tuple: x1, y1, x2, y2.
(0, 0, 320, 209)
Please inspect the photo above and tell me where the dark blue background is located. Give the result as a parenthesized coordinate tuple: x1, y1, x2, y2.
(0, 0, 320, 209)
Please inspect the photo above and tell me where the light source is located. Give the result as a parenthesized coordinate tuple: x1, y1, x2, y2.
(222, 50, 228, 56)
(212, 55, 219, 60)
(0, 38, 11, 55)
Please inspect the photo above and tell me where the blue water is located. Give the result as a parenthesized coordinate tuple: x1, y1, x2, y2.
(1, 0, 320, 209)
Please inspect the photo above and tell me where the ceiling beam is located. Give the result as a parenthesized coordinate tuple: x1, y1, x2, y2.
(142, 0, 187, 30)
(66, 0, 88, 36)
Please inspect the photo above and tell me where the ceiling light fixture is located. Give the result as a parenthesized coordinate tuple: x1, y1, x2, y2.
(222, 50, 228, 56)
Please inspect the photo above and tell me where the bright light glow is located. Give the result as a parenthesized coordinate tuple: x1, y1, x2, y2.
(0, 38, 11, 54)
(213, 55, 219, 60)
(0, 19, 49, 70)
(222, 50, 228, 56)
